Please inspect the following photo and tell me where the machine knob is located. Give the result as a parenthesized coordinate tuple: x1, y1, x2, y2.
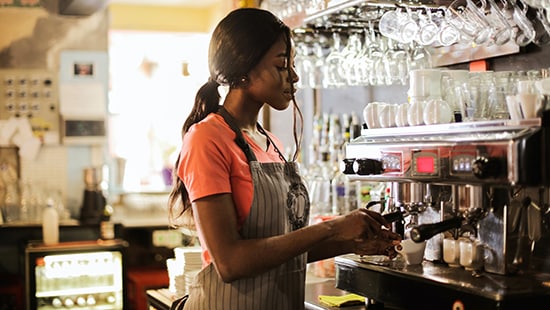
(409, 217, 463, 243)
(353, 158, 384, 175)
(471, 156, 502, 179)
(341, 158, 356, 175)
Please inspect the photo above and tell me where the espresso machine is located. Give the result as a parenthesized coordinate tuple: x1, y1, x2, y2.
(335, 114, 550, 308)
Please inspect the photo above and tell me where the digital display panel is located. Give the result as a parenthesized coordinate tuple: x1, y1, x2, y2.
(416, 156, 435, 173)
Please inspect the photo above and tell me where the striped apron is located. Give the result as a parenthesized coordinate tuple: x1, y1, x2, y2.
(183, 108, 310, 310)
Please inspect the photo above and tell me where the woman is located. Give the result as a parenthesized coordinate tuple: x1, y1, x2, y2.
(168, 8, 401, 309)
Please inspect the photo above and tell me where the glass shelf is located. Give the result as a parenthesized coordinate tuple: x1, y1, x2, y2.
(354, 117, 542, 143)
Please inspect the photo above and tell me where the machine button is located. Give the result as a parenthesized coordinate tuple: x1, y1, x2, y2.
(464, 160, 471, 171)
(353, 158, 384, 175)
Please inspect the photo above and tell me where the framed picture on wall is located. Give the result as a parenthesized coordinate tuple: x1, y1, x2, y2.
(73, 62, 94, 77)
(59, 50, 108, 83)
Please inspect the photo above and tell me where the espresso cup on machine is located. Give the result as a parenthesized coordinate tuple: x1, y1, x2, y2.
(513, 80, 543, 119)
(423, 98, 453, 125)
(363, 102, 385, 129)
(395, 239, 427, 265)
(378, 103, 398, 128)
(459, 238, 484, 271)
(443, 237, 461, 267)
(395, 103, 409, 127)
(505, 95, 523, 120)
(518, 92, 542, 119)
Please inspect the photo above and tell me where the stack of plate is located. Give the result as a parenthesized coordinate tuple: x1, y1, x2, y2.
(169, 247, 202, 298)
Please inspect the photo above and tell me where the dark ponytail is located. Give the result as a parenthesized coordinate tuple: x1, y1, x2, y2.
(182, 79, 221, 133)
(167, 79, 220, 228)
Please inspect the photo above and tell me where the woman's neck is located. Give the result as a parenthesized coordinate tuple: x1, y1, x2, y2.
(223, 91, 262, 131)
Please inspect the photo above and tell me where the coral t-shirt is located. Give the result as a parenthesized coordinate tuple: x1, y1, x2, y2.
(177, 113, 285, 264)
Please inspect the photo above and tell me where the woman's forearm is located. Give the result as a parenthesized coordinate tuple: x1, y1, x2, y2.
(211, 220, 338, 282)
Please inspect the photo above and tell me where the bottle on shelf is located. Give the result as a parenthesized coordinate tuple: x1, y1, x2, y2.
(42, 198, 59, 245)
(308, 150, 334, 222)
(349, 112, 362, 140)
(100, 204, 115, 240)
(331, 166, 350, 215)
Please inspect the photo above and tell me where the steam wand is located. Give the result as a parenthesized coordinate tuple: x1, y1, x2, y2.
(409, 217, 464, 243)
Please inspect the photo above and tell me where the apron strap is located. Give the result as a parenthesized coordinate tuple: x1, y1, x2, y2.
(257, 124, 287, 163)
(218, 106, 258, 163)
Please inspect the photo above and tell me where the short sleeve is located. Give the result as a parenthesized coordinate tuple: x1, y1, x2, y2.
(178, 122, 232, 202)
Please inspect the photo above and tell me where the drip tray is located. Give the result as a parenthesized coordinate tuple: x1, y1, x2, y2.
(335, 254, 550, 309)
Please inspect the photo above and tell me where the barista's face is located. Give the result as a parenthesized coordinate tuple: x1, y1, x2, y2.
(246, 35, 299, 111)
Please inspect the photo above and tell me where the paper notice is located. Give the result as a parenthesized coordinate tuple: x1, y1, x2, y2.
(59, 83, 106, 118)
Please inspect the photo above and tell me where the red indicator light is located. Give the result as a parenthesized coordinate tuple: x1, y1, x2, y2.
(416, 156, 434, 173)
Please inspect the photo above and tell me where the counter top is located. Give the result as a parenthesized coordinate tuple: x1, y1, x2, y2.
(335, 254, 550, 309)
(25, 239, 128, 253)
(146, 273, 366, 310)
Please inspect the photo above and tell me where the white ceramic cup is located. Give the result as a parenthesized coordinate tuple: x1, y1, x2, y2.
(505, 95, 523, 120)
(459, 239, 484, 271)
(535, 78, 550, 96)
(407, 98, 426, 126)
(395, 103, 410, 127)
(379, 103, 397, 128)
(517, 93, 542, 119)
(443, 238, 461, 267)
(423, 98, 452, 125)
(396, 239, 426, 265)
(363, 102, 385, 129)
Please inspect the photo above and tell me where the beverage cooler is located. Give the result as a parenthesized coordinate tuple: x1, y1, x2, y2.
(24, 239, 128, 310)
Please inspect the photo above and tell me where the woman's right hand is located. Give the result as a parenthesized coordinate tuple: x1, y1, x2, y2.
(327, 208, 402, 246)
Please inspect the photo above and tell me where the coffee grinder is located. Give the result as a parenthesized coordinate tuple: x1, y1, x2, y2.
(79, 166, 108, 224)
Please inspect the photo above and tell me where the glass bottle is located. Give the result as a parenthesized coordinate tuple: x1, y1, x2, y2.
(42, 198, 59, 245)
(349, 112, 362, 140)
(308, 150, 334, 223)
(331, 166, 349, 215)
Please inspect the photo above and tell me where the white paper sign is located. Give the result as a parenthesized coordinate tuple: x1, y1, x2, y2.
(59, 83, 106, 118)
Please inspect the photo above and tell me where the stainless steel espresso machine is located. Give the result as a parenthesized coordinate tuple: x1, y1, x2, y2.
(335, 115, 550, 309)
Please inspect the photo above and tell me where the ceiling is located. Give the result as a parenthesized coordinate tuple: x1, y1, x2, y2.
(110, 0, 222, 7)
